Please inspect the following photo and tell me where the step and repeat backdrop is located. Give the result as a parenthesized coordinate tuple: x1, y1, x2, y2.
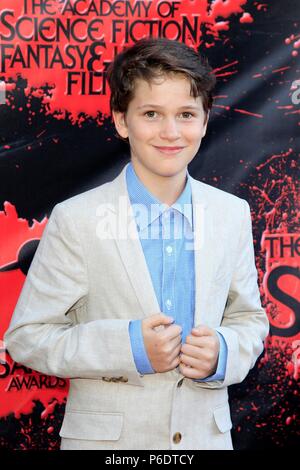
(0, 0, 299, 449)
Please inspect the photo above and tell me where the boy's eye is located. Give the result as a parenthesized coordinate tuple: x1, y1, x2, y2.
(181, 112, 193, 119)
(143, 111, 195, 119)
(144, 111, 157, 118)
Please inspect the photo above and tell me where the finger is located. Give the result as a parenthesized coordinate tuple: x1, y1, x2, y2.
(145, 313, 174, 329)
(181, 343, 204, 359)
(171, 355, 181, 369)
(169, 343, 182, 363)
(179, 364, 204, 379)
(185, 335, 216, 348)
(191, 325, 215, 337)
(162, 337, 182, 360)
(162, 324, 182, 341)
(180, 353, 201, 369)
(169, 335, 182, 349)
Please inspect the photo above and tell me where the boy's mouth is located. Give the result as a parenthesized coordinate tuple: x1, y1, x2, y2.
(154, 146, 185, 154)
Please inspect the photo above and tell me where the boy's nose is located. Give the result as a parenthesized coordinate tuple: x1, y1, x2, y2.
(159, 118, 181, 140)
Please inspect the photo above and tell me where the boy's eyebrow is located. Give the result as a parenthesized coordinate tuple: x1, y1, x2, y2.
(136, 104, 202, 110)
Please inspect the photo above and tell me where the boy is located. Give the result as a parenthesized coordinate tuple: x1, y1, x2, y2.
(4, 37, 269, 450)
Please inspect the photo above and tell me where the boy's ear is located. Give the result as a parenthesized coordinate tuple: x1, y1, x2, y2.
(112, 111, 129, 139)
(202, 110, 210, 138)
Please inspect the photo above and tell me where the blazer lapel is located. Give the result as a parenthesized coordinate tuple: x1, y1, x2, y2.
(108, 164, 160, 317)
(190, 178, 217, 328)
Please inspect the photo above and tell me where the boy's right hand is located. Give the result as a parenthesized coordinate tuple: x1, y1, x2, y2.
(141, 313, 182, 373)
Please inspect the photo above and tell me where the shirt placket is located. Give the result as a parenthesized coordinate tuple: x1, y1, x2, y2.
(161, 209, 176, 318)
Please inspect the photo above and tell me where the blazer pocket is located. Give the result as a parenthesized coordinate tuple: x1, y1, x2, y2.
(213, 403, 233, 433)
(59, 410, 123, 441)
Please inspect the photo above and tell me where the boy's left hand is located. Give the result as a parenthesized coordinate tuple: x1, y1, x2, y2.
(179, 326, 220, 379)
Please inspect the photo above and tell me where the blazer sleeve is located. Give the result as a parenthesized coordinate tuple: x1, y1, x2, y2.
(192, 200, 269, 389)
(4, 203, 143, 386)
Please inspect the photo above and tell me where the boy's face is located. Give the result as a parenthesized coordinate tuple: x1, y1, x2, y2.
(112, 74, 209, 180)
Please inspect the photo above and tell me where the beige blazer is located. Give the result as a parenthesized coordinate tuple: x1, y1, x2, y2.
(4, 163, 269, 450)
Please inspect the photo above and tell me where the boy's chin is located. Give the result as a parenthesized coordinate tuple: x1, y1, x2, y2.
(151, 167, 188, 179)
(132, 157, 190, 179)
(152, 160, 190, 177)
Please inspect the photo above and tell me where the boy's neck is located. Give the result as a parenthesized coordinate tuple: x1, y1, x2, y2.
(130, 159, 188, 207)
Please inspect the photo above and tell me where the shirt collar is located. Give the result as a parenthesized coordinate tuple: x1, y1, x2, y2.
(126, 162, 193, 231)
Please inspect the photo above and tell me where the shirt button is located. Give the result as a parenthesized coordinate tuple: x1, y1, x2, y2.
(173, 432, 182, 444)
(166, 245, 173, 254)
(165, 299, 172, 310)
(177, 379, 184, 388)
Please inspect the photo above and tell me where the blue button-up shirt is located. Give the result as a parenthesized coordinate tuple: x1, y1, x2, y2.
(126, 162, 227, 381)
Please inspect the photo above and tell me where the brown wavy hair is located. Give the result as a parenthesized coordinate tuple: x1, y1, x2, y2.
(107, 37, 216, 119)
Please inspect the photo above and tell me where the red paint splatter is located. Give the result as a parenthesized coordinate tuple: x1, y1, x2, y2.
(0, 0, 261, 123)
(234, 108, 263, 118)
(251, 402, 259, 411)
(285, 33, 300, 57)
(255, 3, 268, 12)
(240, 12, 253, 23)
(213, 104, 231, 110)
(0, 202, 69, 419)
(41, 399, 58, 420)
(272, 67, 291, 74)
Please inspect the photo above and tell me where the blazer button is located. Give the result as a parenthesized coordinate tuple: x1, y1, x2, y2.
(173, 432, 182, 444)
(177, 379, 183, 388)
